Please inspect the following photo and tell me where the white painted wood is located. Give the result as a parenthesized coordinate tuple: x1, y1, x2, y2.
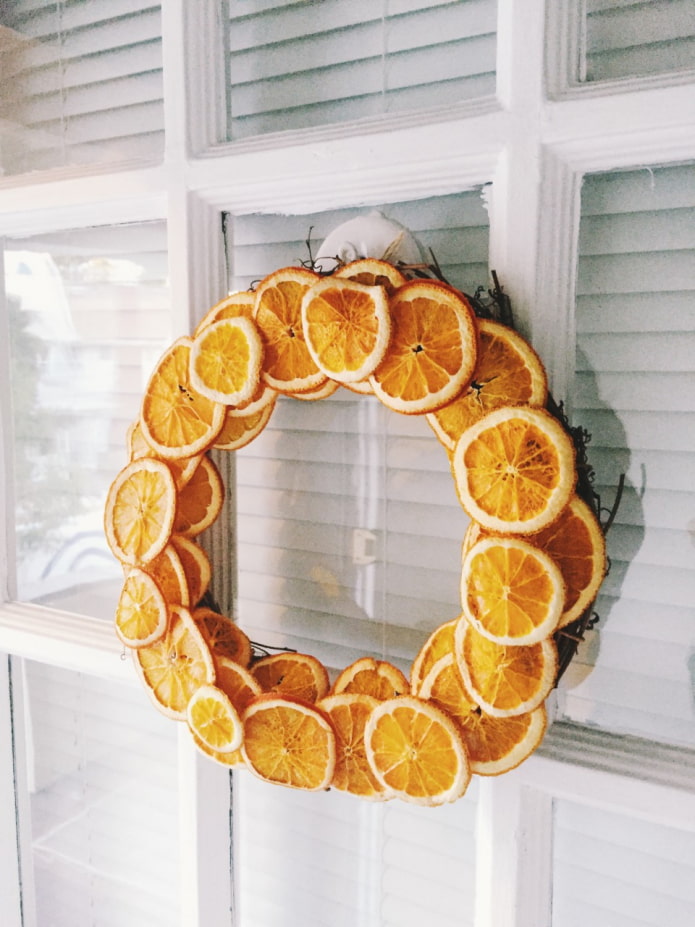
(0, 658, 24, 927)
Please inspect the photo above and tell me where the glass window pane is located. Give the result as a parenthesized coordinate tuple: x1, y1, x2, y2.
(235, 772, 478, 927)
(0, 2, 164, 175)
(560, 163, 695, 747)
(582, 0, 695, 83)
(12, 659, 180, 926)
(225, 192, 489, 669)
(3, 221, 170, 615)
(552, 799, 695, 926)
(225, 0, 497, 140)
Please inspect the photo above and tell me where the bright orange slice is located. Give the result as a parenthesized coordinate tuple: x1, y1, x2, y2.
(410, 619, 458, 694)
(104, 457, 176, 566)
(142, 543, 190, 607)
(242, 695, 336, 790)
(173, 455, 224, 537)
(134, 606, 215, 719)
(301, 276, 391, 383)
(253, 266, 327, 394)
(189, 728, 246, 769)
(528, 495, 606, 628)
(187, 684, 243, 754)
(170, 535, 211, 606)
(225, 380, 277, 417)
(114, 568, 169, 648)
(417, 653, 477, 721)
(140, 337, 226, 459)
(126, 419, 202, 488)
(213, 400, 276, 451)
(428, 319, 548, 451)
(193, 607, 252, 668)
(189, 317, 263, 406)
(251, 652, 330, 703)
(461, 536, 566, 645)
(454, 620, 557, 717)
(369, 280, 477, 414)
(290, 378, 341, 401)
(334, 257, 408, 294)
(319, 694, 390, 800)
(364, 696, 471, 806)
(452, 405, 576, 534)
(214, 656, 262, 713)
(193, 291, 256, 338)
(330, 657, 409, 700)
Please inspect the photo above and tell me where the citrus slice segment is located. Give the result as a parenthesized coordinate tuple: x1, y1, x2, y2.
(193, 607, 252, 668)
(334, 257, 408, 294)
(127, 419, 202, 488)
(318, 694, 390, 800)
(461, 704, 547, 776)
(461, 536, 566, 645)
(104, 457, 176, 566)
(290, 378, 341, 401)
(189, 317, 263, 406)
(142, 543, 190, 607)
(187, 684, 243, 754)
(330, 657, 409, 700)
(454, 620, 557, 717)
(452, 405, 577, 534)
(242, 695, 336, 791)
(212, 399, 276, 451)
(225, 381, 277, 418)
(369, 280, 477, 415)
(133, 606, 215, 720)
(173, 455, 224, 537)
(193, 291, 256, 338)
(428, 319, 548, 451)
(140, 337, 226, 459)
(529, 495, 606, 628)
(417, 654, 477, 719)
(410, 619, 458, 694)
(364, 696, 471, 806)
(189, 728, 246, 769)
(301, 276, 391, 383)
(214, 656, 262, 713)
(170, 535, 211, 606)
(114, 568, 169, 648)
(253, 266, 327, 394)
(251, 652, 330, 703)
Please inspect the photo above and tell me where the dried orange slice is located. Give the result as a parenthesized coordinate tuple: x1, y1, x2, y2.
(193, 607, 252, 668)
(134, 606, 215, 720)
(428, 319, 548, 451)
(104, 457, 176, 566)
(214, 656, 262, 713)
(140, 337, 226, 459)
(170, 535, 211, 606)
(364, 696, 471, 806)
(187, 684, 243, 754)
(410, 619, 458, 694)
(529, 495, 606, 628)
(455, 620, 557, 717)
(114, 568, 169, 648)
(173, 455, 224, 537)
(189, 728, 246, 769)
(251, 652, 330, 703)
(213, 400, 276, 451)
(341, 377, 374, 396)
(334, 257, 408, 294)
(225, 380, 277, 417)
(290, 379, 341, 401)
(242, 695, 336, 790)
(301, 276, 391, 383)
(461, 536, 566, 645)
(253, 266, 326, 394)
(193, 291, 255, 338)
(369, 280, 477, 414)
(330, 657, 409, 700)
(417, 653, 477, 720)
(142, 543, 190, 607)
(452, 405, 576, 535)
(189, 317, 263, 406)
(319, 694, 390, 800)
(126, 419, 202, 488)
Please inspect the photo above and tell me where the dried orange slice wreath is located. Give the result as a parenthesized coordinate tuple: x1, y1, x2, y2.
(105, 260, 610, 804)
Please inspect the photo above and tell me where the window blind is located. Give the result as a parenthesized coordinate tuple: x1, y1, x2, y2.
(560, 163, 695, 747)
(226, 0, 497, 140)
(227, 191, 489, 670)
(583, 0, 695, 83)
(0, 0, 164, 175)
(3, 221, 170, 613)
(552, 798, 695, 926)
(13, 658, 180, 927)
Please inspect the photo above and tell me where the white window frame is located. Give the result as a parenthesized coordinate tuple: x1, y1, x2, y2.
(0, 2, 694, 925)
